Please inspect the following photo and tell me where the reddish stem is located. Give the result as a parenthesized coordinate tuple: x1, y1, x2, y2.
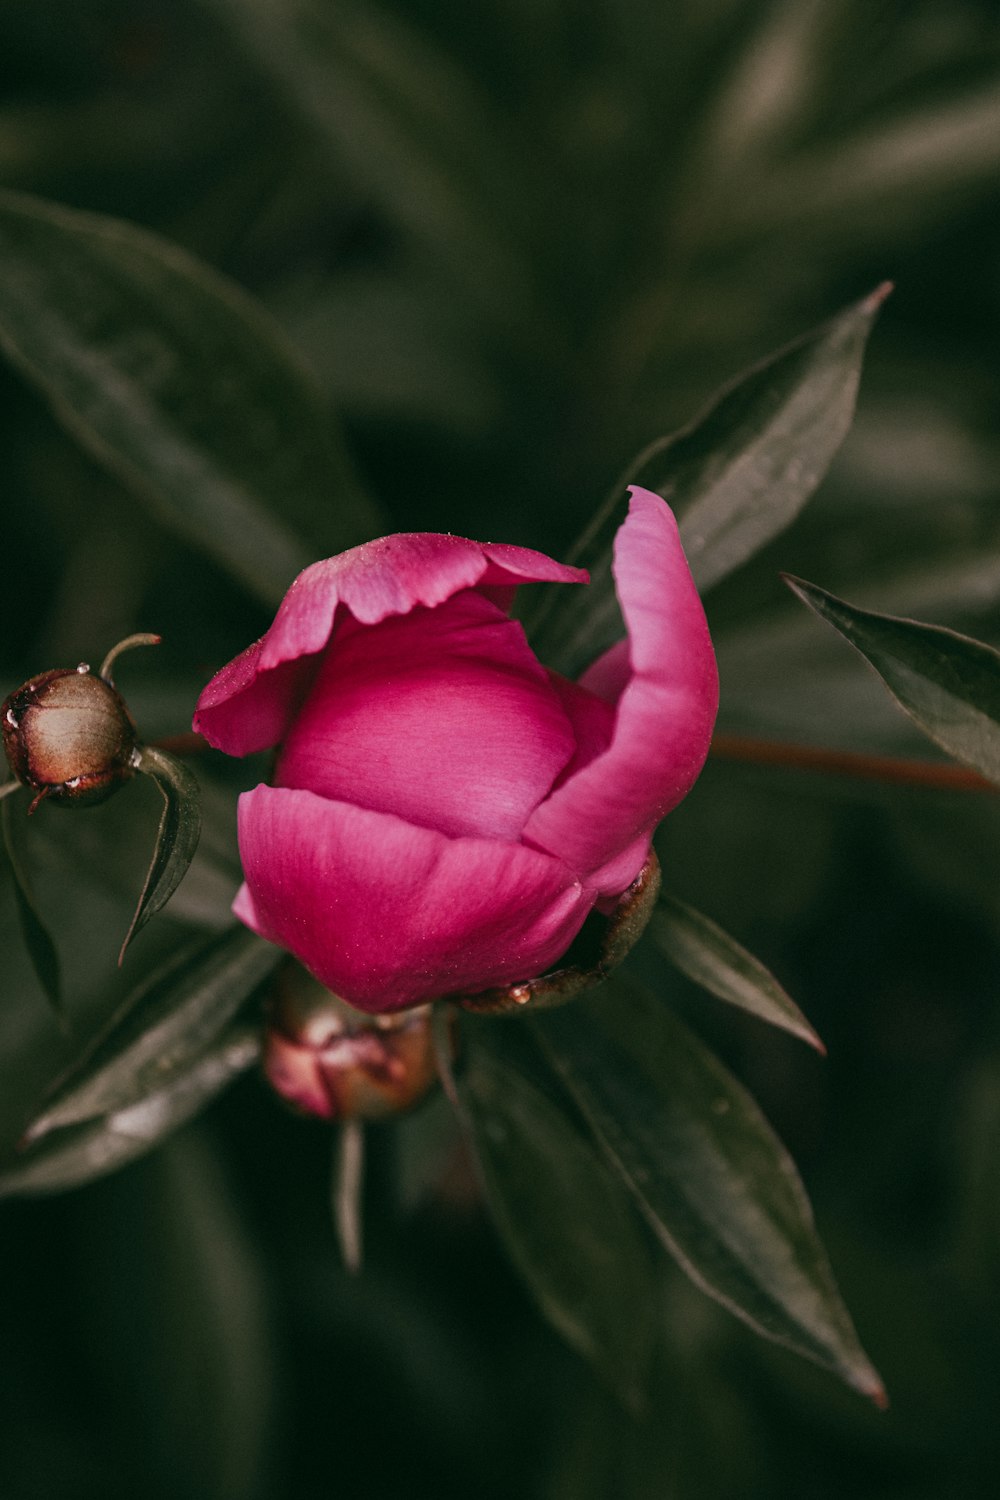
(710, 734, 995, 794)
(150, 731, 210, 756)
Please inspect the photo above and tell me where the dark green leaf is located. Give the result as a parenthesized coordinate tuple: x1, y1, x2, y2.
(118, 745, 203, 964)
(785, 576, 1000, 785)
(457, 1045, 655, 1407)
(0, 1025, 259, 1196)
(207, 0, 535, 321)
(24, 926, 279, 1142)
(533, 984, 885, 1403)
(650, 893, 824, 1051)
(92, 1131, 276, 1499)
(527, 288, 887, 677)
(0, 189, 379, 604)
(1, 787, 62, 1015)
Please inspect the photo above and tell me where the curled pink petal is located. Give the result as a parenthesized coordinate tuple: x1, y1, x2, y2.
(522, 488, 718, 892)
(235, 786, 595, 1012)
(194, 533, 586, 755)
(275, 591, 575, 841)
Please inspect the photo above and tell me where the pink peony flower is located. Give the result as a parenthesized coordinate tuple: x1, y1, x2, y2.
(194, 486, 718, 1013)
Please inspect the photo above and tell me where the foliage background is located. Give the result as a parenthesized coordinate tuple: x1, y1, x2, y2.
(2, 1, 1000, 1495)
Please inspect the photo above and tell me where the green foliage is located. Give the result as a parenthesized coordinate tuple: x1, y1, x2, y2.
(528, 288, 887, 676)
(1, 787, 62, 1014)
(533, 983, 883, 1401)
(0, 189, 379, 605)
(456, 1042, 657, 1408)
(119, 744, 203, 963)
(786, 576, 1000, 784)
(650, 893, 823, 1051)
(0, 0, 999, 1495)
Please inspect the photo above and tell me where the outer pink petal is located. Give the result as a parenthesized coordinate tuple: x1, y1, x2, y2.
(194, 533, 586, 754)
(275, 591, 575, 841)
(235, 786, 595, 1012)
(522, 488, 718, 893)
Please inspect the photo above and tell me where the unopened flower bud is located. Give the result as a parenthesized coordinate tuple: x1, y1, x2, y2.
(264, 963, 439, 1121)
(2, 665, 138, 810)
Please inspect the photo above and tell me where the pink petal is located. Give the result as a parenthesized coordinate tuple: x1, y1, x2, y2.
(234, 786, 595, 1012)
(578, 639, 631, 705)
(194, 532, 586, 754)
(275, 590, 575, 841)
(545, 672, 616, 788)
(522, 488, 718, 893)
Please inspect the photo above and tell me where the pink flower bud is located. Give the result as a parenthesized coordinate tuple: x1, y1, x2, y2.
(2, 666, 138, 809)
(194, 488, 718, 1013)
(263, 964, 438, 1120)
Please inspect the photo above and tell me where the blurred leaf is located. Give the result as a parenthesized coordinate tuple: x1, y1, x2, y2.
(533, 983, 885, 1402)
(207, 0, 535, 320)
(118, 745, 202, 964)
(0, 1025, 259, 1196)
(457, 1044, 655, 1407)
(95, 1130, 277, 1500)
(527, 288, 887, 676)
(726, 85, 1000, 242)
(786, 576, 1000, 784)
(650, 893, 824, 1051)
(23, 926, 279, 1143)
(0, 188, 379, 604)
(1, 788, 62, 1015)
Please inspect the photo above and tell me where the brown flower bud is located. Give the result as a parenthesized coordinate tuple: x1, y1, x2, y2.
(263, 963, 440, 1122)
(2, 665, 139, 810)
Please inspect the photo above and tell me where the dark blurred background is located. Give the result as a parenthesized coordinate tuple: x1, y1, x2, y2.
(2, 2, 1000, 1496)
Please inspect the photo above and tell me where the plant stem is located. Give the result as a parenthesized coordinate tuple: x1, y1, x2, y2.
(710, 734, 995, 793)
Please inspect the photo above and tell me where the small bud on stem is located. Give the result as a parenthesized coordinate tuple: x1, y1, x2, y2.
(2, 667, 138, 811)
(1, 634, 161, 812)
(264, 963, 439, 1121)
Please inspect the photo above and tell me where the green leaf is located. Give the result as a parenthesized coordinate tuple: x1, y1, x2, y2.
(1, 788, 62, 1015)
(118, 745, 203, 964)
(23, 926, 280, 1143)
(206, 0, 534, 321)
(527, 288, 888, 677)
(650, 893, 824, 1052)
(457, 1044, 655, 1407)
(91, 1131, 276, 1499)
(533, 984, 885, 1403)
(0, 189, 380, 604)
(785, 576, 1000, 785)
(0, 1025, 260, 1197)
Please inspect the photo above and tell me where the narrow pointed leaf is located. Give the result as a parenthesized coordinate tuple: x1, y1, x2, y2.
(528, 288, 887, 677)
(1, 789, 62, 1014)
(533, 985, 885, 1403)
(0, 1027, 260, 1197)
(24, 926, 280, 1142)
(650, 894, 824, 1051)
(0, 189, 379, 604)
(457, 1046, 655, 1407)
(119, 745, 203, 964)
(786, 576, 1000, 785)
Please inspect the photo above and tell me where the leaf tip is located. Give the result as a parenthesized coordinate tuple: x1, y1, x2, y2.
(863, 281, 894, 315)
(802, 1024, 827, 1057)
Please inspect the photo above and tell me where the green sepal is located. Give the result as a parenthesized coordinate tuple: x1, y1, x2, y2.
(119, 744, 202, 965)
